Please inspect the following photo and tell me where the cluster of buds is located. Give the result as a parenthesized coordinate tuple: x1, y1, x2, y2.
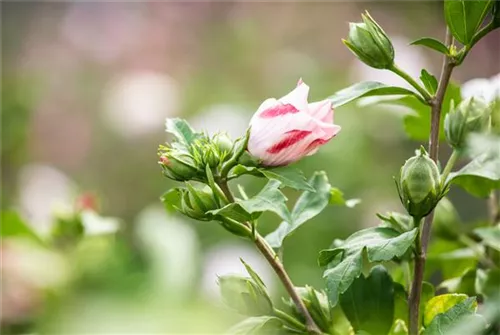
(158, 132, 235, 182)
(444, 97, 490, 150)
(343, 11, 394, 70)
(396, 147, 443, 220)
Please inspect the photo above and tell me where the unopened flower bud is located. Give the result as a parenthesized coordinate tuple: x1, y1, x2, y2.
(444, 97, 490, 149)
(287, 286, 331, 330)
(218, 275, 273, 316)
(396, 147, 442, 219)
(180, 184, 218, 220)
(343, 12, 394, 69)
(158, 149, 198, 181)
(213, 132, 233, 155)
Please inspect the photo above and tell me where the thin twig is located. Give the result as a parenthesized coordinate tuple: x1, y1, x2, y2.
(218, 180, 322, 335)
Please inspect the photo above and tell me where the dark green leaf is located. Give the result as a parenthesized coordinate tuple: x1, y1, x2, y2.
(328, 81, 422, 108)
(165, 118, 200, 144)
(410, 38, 450, 55)
(1, 211, 43, 244)
(228, 316, 283, 335)
(260, 166, 314, 191)
(265, 172, 331, 248)
(393, 283, 408, 324)
(420, 69, 438, 95)
(444, 0, 494, 45)
(474, 225, 500, 251)
(321, 227, 418, 305)
(422, 297, 477, 335)
(340, 265, 395, 335)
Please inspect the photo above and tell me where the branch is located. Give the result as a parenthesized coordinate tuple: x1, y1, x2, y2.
(218, 180, 322, 335)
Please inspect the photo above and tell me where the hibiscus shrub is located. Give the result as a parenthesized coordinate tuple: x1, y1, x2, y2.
(158, 1, 500, 335)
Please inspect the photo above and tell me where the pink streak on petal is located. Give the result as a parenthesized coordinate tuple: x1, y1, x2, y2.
(266, 130, 311, 154)
(259, 104, 300, 118)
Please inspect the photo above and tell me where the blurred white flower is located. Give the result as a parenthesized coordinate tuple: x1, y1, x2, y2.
(190, 104, 250, 138)
(17, 164, 76, 237)
(103, 71, 180, 137)
(350, 36, 430, 90)
(81, 210, 120, 235)
(461, 73, 500, 103)
(201, 242, 274, 300)
(135, 206, 198, 299)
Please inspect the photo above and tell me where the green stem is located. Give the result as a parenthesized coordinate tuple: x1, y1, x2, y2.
(389, 63, 433, 103)
(218, 180, 322, 335)
(274, 308, 307, 332)
(441, 150, 460, 184)
(408, 28, 456, 335)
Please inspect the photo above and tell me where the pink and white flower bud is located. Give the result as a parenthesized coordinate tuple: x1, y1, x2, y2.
(247, 80, 341, 166)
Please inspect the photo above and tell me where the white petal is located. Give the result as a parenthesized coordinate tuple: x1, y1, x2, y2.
(279, 82, 310, 111)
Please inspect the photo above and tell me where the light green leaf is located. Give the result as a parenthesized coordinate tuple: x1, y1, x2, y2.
(474, 225, 500, 251)
(228, 165, 261, 179)
(265, 172, 331, 248)
(423, 293, 473, 327)
(260, 166, 314, 191)
(410, 38, 450, 55)
(444, 0, 494, 45)
(420, 69, 438, 95)
(238, 180, 291, 223)
(329, 187, 361, 208)
(377, 212, 413, 233)
(329, 81, 422, 108)
(321, 227, 418, 305)
(339, 265, 395, 335)
(228, 316, 283, 334)
(422, 297, 477, 335)
(1, 211, 43, 244)
(165, 118, 200, 144)
(241, 259, 267, 289)
(364, 82, 461, 140)
(161, 188, 183, 213)
(476, 268, 500, 299)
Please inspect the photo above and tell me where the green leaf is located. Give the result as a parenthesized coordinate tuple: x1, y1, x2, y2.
(328, 81, 422, 108)
(393, 283, 408, 324)
(228, 165, 262, 179)
(160, 188, 183, 213)
(321, 227, 418, 305)
(474, 225, 500, 251)
(439, 268, 477, 297)
(260, 166, 314, 192)
(388, 319, 408, 335)
(329, 188, 361, 208)
(377, 212, 413, 233)
(241, 259, 267, 289)
(476, 268, 500, 299)
(420, 282, 436, 327)
(444, 0, 494, 45)
(410, 38, 450, 55)
(165, 118, 200, 145)
(228, 316, 283, 334)
(340, 265, 395, 335)
(1, 211, 43, 244)
(210, 180, 291, 223)
(448, 152, 500, 198)
(422, 297, 477, 335)
(420, 69, 438, 95)
(365, 82, 461, 140)
(423, 293, 473, 327)
(265, 172, 331, 248)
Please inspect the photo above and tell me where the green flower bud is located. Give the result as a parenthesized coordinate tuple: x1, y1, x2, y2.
(432, 197, 460, 241)
(396, 147, 442, 219)
(213, 132, 234, 155)
(158, 147, 198, 181)
(218, 275, 273, 316)
(181, 184, 218, 220)
(444, 97, 490, 149)
(343, 11, 394, 69)
(290, 286, 332, 331)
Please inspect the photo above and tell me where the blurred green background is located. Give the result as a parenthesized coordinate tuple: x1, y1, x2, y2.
(1, 1, 499, 334)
